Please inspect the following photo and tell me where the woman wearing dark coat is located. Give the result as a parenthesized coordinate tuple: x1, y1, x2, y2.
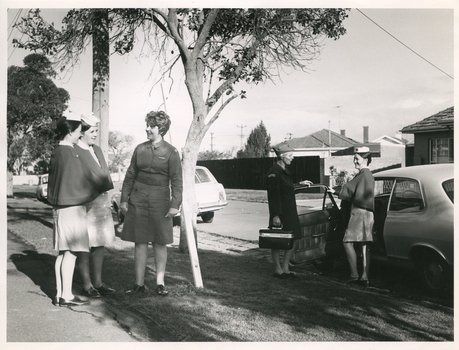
(120, 111, 182, 296)
(338, 146, 375, 286)
(266, 142, 301, 279)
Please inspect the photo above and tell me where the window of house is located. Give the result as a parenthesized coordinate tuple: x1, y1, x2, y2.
(430, 138, 454, 164)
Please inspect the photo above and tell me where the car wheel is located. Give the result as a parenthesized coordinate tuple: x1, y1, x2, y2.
(201, 211, 214, 223)
(418, 253, 451, 296)
(312, 256, 336, 272)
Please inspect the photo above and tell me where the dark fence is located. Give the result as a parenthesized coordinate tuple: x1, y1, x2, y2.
(197, 156, 321, 190)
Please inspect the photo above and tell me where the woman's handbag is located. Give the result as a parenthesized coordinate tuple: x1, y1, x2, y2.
(259, 226, 294, 250)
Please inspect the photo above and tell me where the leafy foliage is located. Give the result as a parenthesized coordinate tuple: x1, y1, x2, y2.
(198, 149, 234, 160)
(237, 121, 271, 158)
(7, 53, 69, 173)
(108, 130, 135, 173)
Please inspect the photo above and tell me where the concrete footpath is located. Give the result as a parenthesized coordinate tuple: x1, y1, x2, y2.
(7, 226, 269, 342)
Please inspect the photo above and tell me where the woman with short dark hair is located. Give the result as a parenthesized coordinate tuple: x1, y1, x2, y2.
(120, 111, 182, 296)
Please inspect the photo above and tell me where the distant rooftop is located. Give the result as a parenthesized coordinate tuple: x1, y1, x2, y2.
(401, 106, 454, 134)
(286, 129, 359, 148)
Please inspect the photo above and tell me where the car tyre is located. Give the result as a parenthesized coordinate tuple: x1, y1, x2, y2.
(201, 211, 214, 223)
(418, 253, 451, 297)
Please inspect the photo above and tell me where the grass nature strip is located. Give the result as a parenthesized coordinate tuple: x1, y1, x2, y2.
(7, 187, 454, 342)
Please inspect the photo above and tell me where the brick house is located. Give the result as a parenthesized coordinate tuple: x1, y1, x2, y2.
(401, 107, 454, 165)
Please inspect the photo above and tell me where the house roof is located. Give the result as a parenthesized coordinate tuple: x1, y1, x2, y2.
(372, 135, 410, 145)
(401, 106, 454, 134)
(286, 129, 359, 149)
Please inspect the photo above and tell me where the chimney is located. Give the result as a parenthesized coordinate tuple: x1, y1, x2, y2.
(363, 126, 369, 143)
(340, 130, 346, 136)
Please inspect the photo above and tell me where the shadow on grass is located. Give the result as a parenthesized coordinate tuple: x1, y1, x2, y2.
(7, 195, 454, 342)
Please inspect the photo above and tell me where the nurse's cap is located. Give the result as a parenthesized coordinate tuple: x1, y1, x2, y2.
(63, 110, 82, 122)
(355, 146, 370, 154)
(81, 112, 100, 127)
(273, 142, 294, 156)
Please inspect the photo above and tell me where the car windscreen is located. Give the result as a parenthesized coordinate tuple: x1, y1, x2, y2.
(442, 179, 454, 203)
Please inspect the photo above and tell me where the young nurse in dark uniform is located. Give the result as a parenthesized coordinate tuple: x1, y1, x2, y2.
(48, 112, 98, 307)
(266, 142, 301, 279)
(74, 112, 116, 298)
(120, 111, 183, 296)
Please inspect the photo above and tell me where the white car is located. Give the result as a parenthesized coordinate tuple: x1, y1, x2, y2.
(35, 174, 48, 203)
(111, 166, 227, 224)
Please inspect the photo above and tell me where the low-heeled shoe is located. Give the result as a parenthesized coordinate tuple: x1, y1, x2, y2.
(95, 283, 116, 295)
(156, 284, 169, 297)
(81, 286, 101, 298)
(59, 296, 90, 307)
(52, 297, 59, 306)
(282, 272, 299, 279)
(125, 284, 146, 294)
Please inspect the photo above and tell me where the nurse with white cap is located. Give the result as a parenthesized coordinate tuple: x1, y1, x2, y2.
(74, 112, 117, 298)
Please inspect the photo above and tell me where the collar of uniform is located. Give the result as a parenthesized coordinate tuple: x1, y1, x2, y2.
(147, 139, 165, 150)
(76, 139, 91, 150)
(274, 162, 291, 175)
(59, 140, 74, 147)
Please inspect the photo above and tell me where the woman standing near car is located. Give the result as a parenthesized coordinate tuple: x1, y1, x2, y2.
(47, 112, 98, 307)
(119, 111, 182, 296)
(266, 142, 301, 279)
(338, 146, 375, 286)
(74, 113, 116, 298)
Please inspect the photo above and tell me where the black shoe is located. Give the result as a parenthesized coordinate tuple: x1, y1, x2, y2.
(94, 283, 116, 295)
(358, 279, 370, 287)
(342, 276, 359, 283)
(59, 296, 90, 307)
(81, 286, 101, 298)
(52, 297, 59, 306)
(125, 284, 146, 294)
(156, 284, 169, 297)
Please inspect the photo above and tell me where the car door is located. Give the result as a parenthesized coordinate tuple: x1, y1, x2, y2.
(381, 177, 427, 261)
(291, 185, 342, 263)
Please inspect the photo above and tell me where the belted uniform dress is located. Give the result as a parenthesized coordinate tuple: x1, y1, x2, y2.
(120, 140, 183, 244)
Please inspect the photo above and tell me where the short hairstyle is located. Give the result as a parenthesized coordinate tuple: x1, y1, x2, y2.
(355, 151, 372, 165)
(145, 111, 171, 136)
(55, 117, 81, 141)
(80, 120, 92, 133)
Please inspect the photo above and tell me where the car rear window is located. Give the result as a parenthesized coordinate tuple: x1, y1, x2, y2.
(442, 179, 454, 203)
(195, 168, 212, 183)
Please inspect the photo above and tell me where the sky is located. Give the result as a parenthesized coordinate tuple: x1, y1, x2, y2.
(3, 0, 456, 155)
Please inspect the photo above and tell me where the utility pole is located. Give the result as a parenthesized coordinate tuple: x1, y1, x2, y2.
(237, 124, 247, 149)
(210, 132, 214, 151)
(334, 105, 342, 130)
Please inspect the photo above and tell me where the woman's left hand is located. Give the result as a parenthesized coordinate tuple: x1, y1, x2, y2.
(166, 208, 179, 217)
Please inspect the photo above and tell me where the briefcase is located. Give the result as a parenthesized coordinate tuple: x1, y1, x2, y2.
(259, 227, 295, 250)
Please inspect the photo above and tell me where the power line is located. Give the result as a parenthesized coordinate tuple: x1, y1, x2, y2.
(356, 9, 453, 80)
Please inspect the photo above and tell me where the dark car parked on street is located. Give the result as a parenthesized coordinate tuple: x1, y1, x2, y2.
(290, 164, 454, 296)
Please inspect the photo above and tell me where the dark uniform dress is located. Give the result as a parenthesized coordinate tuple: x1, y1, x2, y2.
(266, 163, 301, 240)
(120, 140, 183, 245)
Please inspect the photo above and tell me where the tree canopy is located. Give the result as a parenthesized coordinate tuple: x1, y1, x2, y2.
(7, 53, 69, 174)
(237, 121, 271, 158)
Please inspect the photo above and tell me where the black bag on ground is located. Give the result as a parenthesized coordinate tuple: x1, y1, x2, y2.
(259, 227, 294, 250)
